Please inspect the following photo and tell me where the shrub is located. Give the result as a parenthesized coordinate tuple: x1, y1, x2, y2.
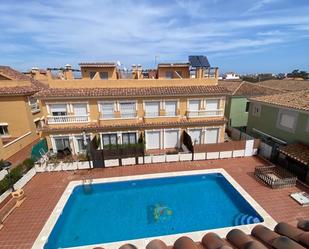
(22, 158, 35, 171)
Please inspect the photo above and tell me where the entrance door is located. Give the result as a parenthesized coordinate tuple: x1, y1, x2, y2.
(146, 131, 160, 150)
(164, 130, 179, 148)
(205, 128, 219, 144)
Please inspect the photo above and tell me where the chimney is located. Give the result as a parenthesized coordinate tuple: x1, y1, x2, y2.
(132, 64, 142, 79)
(46, 69, 53, 81)
(195, 68, 205, 78)
(63, 64, 74, 80)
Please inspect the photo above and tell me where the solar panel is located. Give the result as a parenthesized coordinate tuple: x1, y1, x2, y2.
(189, 55, 210, 68)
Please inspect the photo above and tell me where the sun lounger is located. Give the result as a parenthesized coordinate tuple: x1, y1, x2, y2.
(227, 229, 267, 249)
(146, 239, 167, 249)
(0, 189, 26, 230)
(290, 192, 309, 206)
(174, 236, 199, 249)
(275, 222, 309, 248)
(202, 232, 232, 249)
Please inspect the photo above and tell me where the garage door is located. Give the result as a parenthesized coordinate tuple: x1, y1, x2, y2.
(146, 131, 161, 150)
(164, 130, 179, 148)
(188, 129, 202, 144)
(205, 128, 219, 144)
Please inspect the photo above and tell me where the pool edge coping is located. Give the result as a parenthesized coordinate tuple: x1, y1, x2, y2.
(32, 168, 277, 249)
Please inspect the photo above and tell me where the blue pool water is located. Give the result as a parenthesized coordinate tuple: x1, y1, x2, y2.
(44, 173, 263, 249)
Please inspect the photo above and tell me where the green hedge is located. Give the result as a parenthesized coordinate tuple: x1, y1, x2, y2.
(0, 158, 35, 195)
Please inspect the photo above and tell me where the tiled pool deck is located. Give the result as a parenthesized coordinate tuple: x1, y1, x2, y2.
(0, 156, 308, 249)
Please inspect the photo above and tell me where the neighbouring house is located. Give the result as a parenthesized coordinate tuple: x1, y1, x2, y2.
(0, 66, 45, 163)
(224, 72, 240, 80)
(218, 81, 281, 128)
(247, 90, 309, 147)
(33, 56, 228, 155)
(257, 79, 309, 92)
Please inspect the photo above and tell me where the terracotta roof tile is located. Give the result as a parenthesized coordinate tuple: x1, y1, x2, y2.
(249, 90, 309, 112)
(40, 117, 227, 133)
(218, 81, 282, 96)
(0, 66, 47, 96)
(35, 85, 230, 99)
(257, 79, 309, 91)
(279, 143, 309, 165)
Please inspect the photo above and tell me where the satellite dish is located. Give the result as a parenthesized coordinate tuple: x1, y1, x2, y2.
(123, 67, 127, 71)
(117, 61, 121, 67)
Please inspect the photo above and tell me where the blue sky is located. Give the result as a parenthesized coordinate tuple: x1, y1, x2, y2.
(0, 0, 309, 74)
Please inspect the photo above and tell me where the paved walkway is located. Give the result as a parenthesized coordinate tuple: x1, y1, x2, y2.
(0, 156, 308, 249)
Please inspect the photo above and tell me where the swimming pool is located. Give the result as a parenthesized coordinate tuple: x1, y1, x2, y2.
(35, 169, 275, 249)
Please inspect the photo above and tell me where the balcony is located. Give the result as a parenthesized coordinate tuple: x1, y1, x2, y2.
(187, 109, 224, 118)
(99, 111, 137, 120)
(47, 115, 89, 124)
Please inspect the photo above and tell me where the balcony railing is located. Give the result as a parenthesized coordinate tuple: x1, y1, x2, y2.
(120, 111, 137, 119)
(47, 115, 89, 124)
(145, 111, 160, 117)
(30, 103, 40, 113)
(187, 109, 224, 117)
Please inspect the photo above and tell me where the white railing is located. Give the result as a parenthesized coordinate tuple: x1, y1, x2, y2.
(30, 103, 40, 113)
(120, 111, 137, 119)
(187, 109, 224, 117)
(145, 111, 160, 117)
(47, 115, 89, 124)
(100, 112, 115, 119)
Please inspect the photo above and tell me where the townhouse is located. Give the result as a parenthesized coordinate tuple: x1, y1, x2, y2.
(0, 66, 45, 162)
(34, 58, 229, 155)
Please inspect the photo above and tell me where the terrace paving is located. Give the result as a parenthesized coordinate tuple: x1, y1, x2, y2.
(0, 156, 308, 249)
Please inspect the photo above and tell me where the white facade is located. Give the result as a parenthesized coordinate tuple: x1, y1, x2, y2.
(224, 72, 240, 80)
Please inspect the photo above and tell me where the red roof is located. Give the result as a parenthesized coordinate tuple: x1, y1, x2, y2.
(35, 85, 230, 99)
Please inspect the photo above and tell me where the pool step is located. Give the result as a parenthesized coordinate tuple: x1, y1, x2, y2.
(233, 213, 261, 226)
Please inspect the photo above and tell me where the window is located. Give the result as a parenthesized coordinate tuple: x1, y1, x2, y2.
(54, 137, 70, 151)
(165, 101, 177, 116)
(145, 101, 160, 117)
(165, 71, 173, 79)
(122, 133, 137, 145)
(34, 120, 41, 129)
(120, 102, 136, 118)
(102, 133, 118, 147)
(76, 136, 91, 153)
(50, 104, 67, 116)
(28, 97, 39, 112)
(101, 102, 115, 119)
(206, 99, 220, 116)
(277, 110, 298, 132)
(89, 71, 96, 79)
(99, 72, 108, 80)
(245, 102, 250, 112)
(188, 100, 201, 116)
(0, 125, 9, 136)
(72, 103, 88, 122)
(252, 103, 261, 117)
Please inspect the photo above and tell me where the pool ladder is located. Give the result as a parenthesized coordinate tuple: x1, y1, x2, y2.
(82, 178, 93, 194)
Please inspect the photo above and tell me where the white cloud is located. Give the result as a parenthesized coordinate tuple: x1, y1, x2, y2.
(0, 0, 308, 69)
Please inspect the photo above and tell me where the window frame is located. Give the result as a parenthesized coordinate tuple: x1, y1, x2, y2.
(0, 125, 9, 136)
(165, 71, 173, 79)
(276, 109, 298, 133)
(99, 71, 108, 80)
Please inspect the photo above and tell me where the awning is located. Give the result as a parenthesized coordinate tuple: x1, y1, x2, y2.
(278, 143, 309, 166)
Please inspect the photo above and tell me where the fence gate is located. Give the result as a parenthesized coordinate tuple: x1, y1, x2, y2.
(259, 142, 273, 159)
